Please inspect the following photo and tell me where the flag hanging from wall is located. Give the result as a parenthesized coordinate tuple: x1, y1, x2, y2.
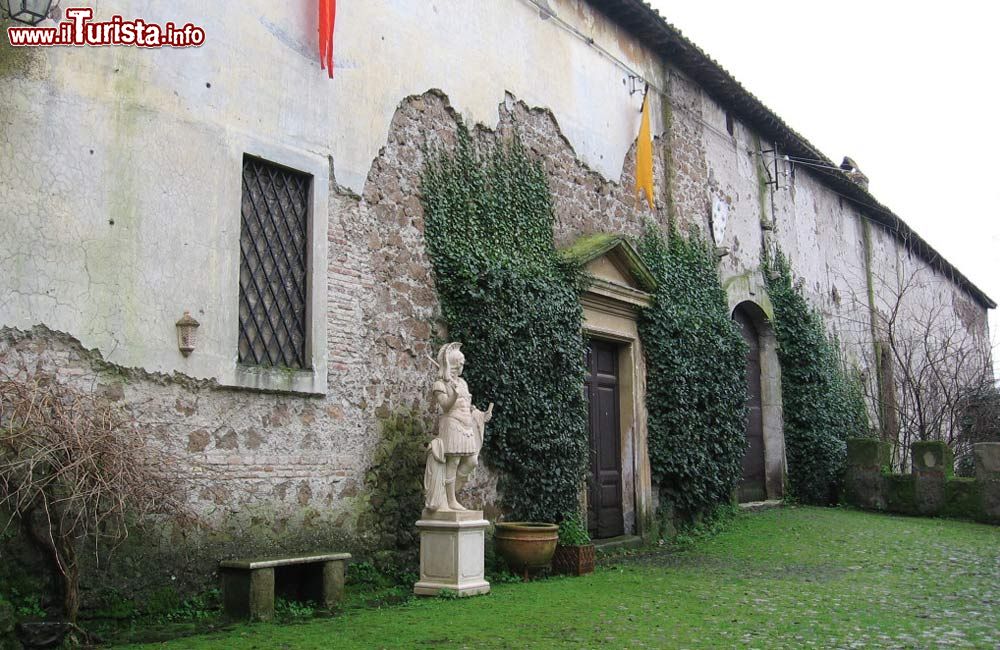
(635, 91, 655, 210)
(318, 0, 337, 78)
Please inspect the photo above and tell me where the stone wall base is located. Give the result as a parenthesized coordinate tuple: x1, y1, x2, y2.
(845, 440, 1000, 524)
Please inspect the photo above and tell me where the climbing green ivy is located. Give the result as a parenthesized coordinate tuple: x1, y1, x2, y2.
(421, 126, 588, 522)
(764, 249, 869, 504)
(361, 411, 427, 568)
(638, 224, 749, 518)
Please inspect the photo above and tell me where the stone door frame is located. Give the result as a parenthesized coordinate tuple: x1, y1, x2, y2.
(566, 235, 656, 539)
(724, 273, 786, 500)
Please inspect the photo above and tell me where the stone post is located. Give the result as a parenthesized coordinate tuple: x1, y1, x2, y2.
(222, 567, 274, 621)
(911, 441, 952, 516)
(845, 438, 891, 510)
(973, 442, 1000, 523)
(320, 559, 347, 609)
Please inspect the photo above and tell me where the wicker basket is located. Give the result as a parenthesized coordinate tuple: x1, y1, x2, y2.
(551, 543, 595, 576)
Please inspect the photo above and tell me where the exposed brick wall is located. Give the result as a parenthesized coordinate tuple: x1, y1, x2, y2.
(0, 89, 675, 546)
(1, 83, 991, 600)
(497, 95, 669, 245)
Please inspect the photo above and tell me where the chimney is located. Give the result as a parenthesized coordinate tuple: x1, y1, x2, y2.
(840, 156, 869, 190)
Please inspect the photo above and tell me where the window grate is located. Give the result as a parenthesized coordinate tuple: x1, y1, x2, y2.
(238, 156, 311, 369)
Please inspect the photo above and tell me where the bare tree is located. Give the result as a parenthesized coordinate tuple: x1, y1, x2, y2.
(0, 363, 193, 623)
(862, 264, 994, 468)
(955, 377, 1000, 475)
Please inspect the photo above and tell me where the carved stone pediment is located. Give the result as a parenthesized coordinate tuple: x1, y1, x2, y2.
(562, 234, 656, 313)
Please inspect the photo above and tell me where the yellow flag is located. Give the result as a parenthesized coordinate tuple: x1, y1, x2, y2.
(635, 93, 655, 210)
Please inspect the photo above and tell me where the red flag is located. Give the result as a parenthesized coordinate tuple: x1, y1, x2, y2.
(318, 0, 336, 79)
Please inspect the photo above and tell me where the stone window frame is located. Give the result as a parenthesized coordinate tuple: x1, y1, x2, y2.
(238, 155, 311, 370)
(219, 135, 329, 396)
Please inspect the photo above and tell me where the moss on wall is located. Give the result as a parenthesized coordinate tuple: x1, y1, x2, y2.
(844, 439, 999, 524)
(0, 593, 18, 650)
(884, 474, 917, 515)
(358, 411, 427, 571)
(752, 135, 770, 226)
(943, 478, 980, 520)
(658, 83, 677, 227)
(847, 438, 891, 470)
(912, 441, 954, 479)
(860, 221, 894, 443)
(0, 19, 45, 80)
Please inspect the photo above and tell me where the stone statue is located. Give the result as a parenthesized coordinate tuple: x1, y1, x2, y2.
(424, 342, 492, 512)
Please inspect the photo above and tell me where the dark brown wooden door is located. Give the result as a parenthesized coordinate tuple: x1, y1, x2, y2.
(734, 306, 766, 503)
(584, 339, 624, 539)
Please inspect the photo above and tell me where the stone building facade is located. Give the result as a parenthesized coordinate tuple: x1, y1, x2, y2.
(0, 0, 993, 590)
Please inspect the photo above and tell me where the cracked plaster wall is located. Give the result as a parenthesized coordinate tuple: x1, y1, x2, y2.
(1, 0, 670, 380)
(0, 0, 991, 564)
(683, 67, 991, 433)
(0, 0, 676, 546)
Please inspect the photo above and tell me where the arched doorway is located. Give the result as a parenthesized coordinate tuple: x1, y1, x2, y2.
(733, 302, 767, 503)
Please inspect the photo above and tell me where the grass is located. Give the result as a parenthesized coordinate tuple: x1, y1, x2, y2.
(119, 507, 998, 648)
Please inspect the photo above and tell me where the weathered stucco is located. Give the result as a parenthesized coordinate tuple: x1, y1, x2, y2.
(0, 0, 993, 597)
(0, 0, 669, 380)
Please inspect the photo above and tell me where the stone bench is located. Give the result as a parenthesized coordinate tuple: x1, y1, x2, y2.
(219, 552, 351, 621)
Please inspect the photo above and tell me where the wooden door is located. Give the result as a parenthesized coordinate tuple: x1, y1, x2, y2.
(734, 306, 767, 503)
(584, 339, 624, 539)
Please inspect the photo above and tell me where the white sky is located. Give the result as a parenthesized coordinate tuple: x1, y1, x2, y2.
(647, 0, 1000, 374)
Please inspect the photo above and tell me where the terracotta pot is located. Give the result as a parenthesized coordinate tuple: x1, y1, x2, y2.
(493, 522, 558, 579)
(552, 543, 596, 576)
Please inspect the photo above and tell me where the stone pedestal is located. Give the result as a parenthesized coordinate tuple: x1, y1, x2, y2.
(414, 510, 490, 597)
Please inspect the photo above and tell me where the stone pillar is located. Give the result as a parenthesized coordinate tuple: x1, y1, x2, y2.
(845, 438, 891, 510)
(912, 441, 953, 516)
(973, 443, 1000, 523)
(414, 510, 490, 597)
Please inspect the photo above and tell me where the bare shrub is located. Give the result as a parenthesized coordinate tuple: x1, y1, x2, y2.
(0, 365, 192, 623)
(955, 380, 1000, 475)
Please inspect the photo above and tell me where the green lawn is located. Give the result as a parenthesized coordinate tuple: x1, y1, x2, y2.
(125, 507, 999, 649)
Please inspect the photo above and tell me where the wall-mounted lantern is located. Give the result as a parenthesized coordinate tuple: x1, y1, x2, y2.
(0, 0, 55, 26)
(175, 311, 200, 357)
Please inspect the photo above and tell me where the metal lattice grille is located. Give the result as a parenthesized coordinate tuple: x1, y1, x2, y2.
(238, 156, 311, 369)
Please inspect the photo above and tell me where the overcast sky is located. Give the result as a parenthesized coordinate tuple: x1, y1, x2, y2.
(647, 0, 999, 371)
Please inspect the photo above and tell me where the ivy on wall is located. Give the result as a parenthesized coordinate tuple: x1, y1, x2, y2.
(638, 224, 749, 517)
(360, 411, 427, 569)
(764, 249, 869, 504)
(421, 127, 588, 522)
